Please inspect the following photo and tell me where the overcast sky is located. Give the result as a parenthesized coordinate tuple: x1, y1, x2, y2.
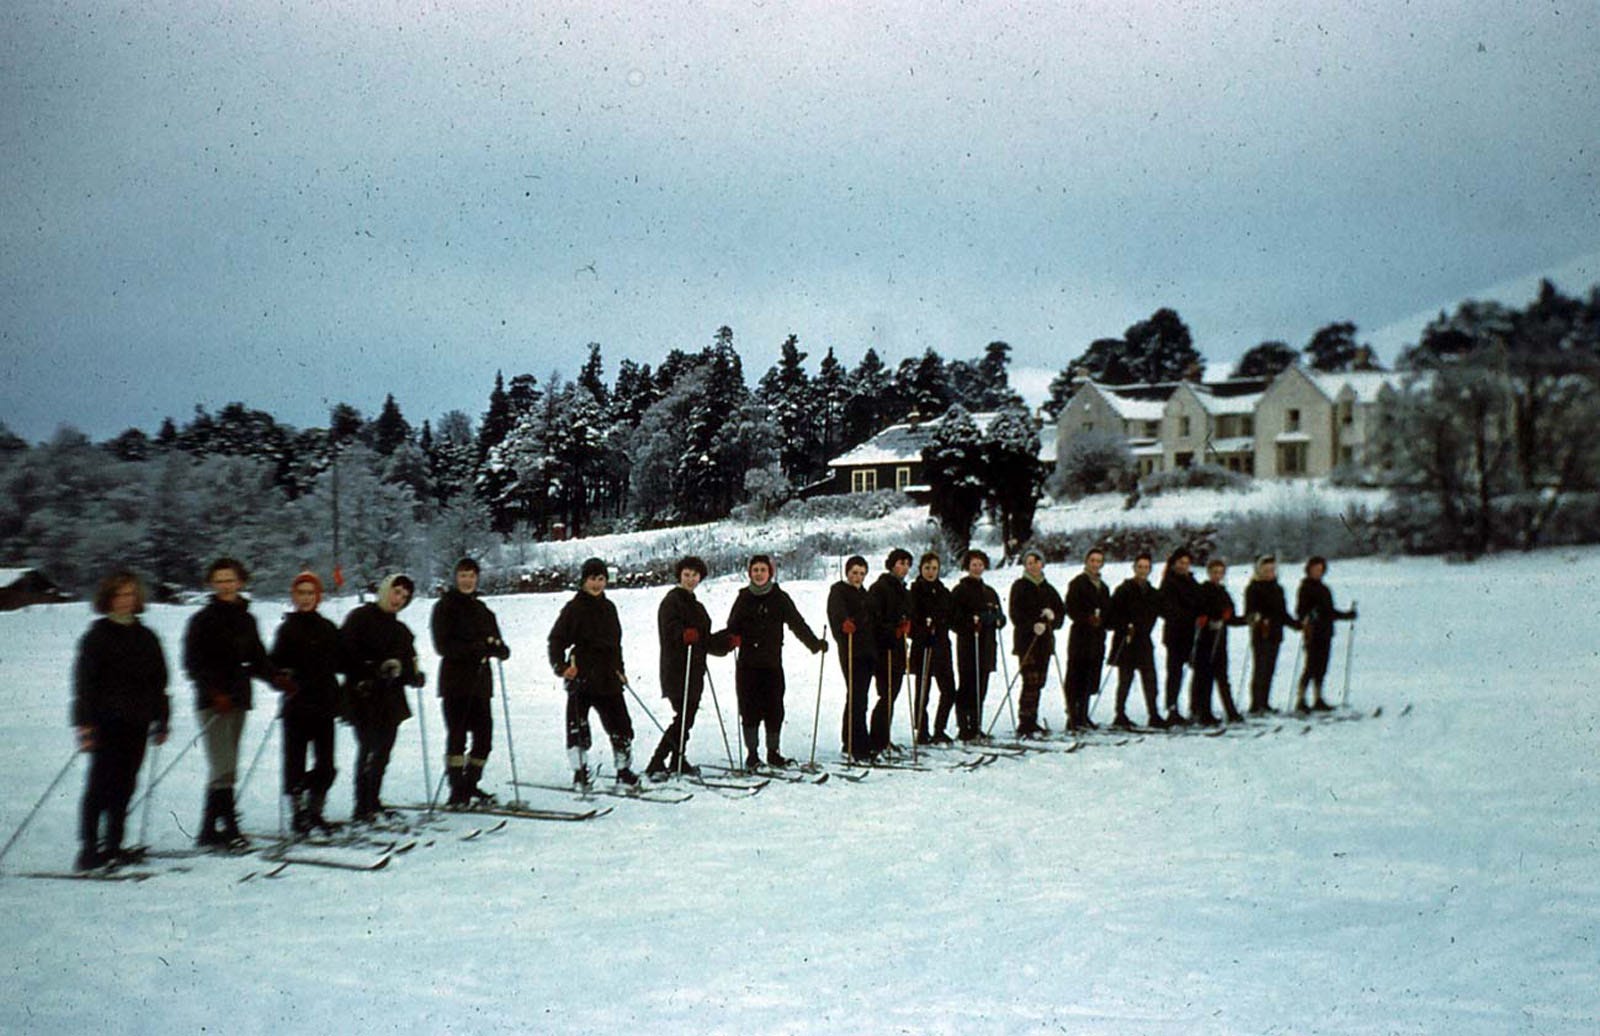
(3, 1, 1597, 441)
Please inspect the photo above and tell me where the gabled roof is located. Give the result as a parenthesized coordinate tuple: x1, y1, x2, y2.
(828, 410, 1049, 468)
(1285, 365, 1405, 404)
(1182, 379, 1266, 416)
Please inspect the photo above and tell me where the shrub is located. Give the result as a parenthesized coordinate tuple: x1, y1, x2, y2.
(1051, 431, 1135, 500)
(1138, 463, 1251, 497)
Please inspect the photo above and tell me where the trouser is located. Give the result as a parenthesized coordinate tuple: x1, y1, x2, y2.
(735, 667, 787, 755)
(1115, 661, 1160, 724)
(869, 645, 907, 752)
(282, 711, 336, 796)
(911, 640, 956, 736)
(1163, 639, 1192, 713)
(838, 645, 876, 759)
(443, 694, 493, 793)
(955, 645, 992, 737)
(352, 720, 399, 815)
(1191, 632, 1240, 720)
(201, 707, 247, 790)
(1298, 635, 1333, 702)
(565, 690, 634, 753)
(651, 670, 705, 769)
(1250, 631, 1282, 711)
(1064, 646, 1104, 728)
(1017, 658, 1049, 731)
(80, 720, 148, 851)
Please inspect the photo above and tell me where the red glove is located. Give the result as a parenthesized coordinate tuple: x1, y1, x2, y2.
(841, 619, 857, 636)
(1195, 615, 1209, 629)
(212, 693, 234, 715)
(683, 628, 700, 645)
(1222, 607, 1233, 621)
(1090, 615, 1102, 628)
(271, 670, 300, 695)
(896, 620, 912, 638)
(728, 634, 742, 650)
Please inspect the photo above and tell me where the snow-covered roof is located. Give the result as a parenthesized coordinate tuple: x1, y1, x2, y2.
(1190, 386, 1262, 415)
(1108, 396, 1167, 422)
(1207, 436, 1255, 453)
(1274, 431, 1312, 444)
(1131, 442, 1164, 457)
(0, 568, 37, 588)
(828, 410, 1050, 468)
(1303, 369, 1405, 405)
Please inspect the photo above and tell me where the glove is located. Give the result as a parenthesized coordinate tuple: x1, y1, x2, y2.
(378, 658, 403, 680)
(728, 634, 742, 650)
(814, 640, 829, 655)
(271, 669, 300, 695)
(1348, 608, 1359, 622)
(151, 722, 169, 746)
(1222, 607, 1233, 621)
(841, 619, 857, 636)
(408, 670, 427, 689)
(1089, 614, 1102, 628)
(683, 628, 700, 645)
(76, 725, 96, 751)
(555, 663, 576, 680)
(1196, 615, 1209, 629)
(1031, 621, 1046, 636)
(896, 620, 911, 639)
(1042, 609, 1056, 622)
(211, 692, 234, 715)
(487, 637, 511, 660)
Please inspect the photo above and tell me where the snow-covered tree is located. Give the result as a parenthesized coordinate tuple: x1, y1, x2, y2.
(921, 405, 987, 555)
(982, 405, 1045, 558)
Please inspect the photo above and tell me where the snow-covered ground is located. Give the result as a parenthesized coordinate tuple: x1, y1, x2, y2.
(1, 548, 1597, 1034)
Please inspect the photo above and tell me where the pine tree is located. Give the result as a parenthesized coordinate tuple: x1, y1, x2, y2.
(1234, 341, 1298, 379)
(843, 348, 895, 447)
(921, 405, 987, 555)
(982, 405, 1045, 558)
(577, 343, 610, 410)
(371, 393, 412, 455)
(757, 334, 817, 483)
(1303, 322, 1363, 373)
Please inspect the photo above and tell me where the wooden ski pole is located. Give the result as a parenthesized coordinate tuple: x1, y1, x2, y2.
(702, 664, 738, 771)
(496, 660, 525, 808)
(676, 642, 693, 779)
(988, 632, 1039, 736)
(137, 737, 163, 849)
(1340, 601, 1358, 708)
(807, 633, 828, 769)
(0, 747, 79, 869)
(845, 631, 855, 760)
(415, 683, 434, 809)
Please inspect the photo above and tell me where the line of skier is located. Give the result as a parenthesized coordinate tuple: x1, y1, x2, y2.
(61, 545, 1355, 872)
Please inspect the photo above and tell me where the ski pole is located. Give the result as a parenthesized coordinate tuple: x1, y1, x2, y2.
(0, 746, 79, 869)
(988, 632, 1039, 736)
(416, 683, 434, 809)
(676, 642, 693, 779)
(702, 664, 738, 771)
(807, 634, 827, 769)
(137, 736, 163, 849)
(899, 640, 915, 761)
(845, 632, 855, 760)
(1052, 648, 1071, 731)
(128, 712, 217, 814)
(1288, 625, 1305, 710)
(1340, 601, 1358, 708)
(1238, 635, 1255, 712)
(995, 628, 1017, 736)
(427, 767, 449, 815)
(911, 644, 932, 764)
(621, 674, 665, 733)
(236, 706, 282, 801)
(496, 660, 525, 807)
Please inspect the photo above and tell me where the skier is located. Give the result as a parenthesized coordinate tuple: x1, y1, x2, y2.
(1109, 553, 1166, 730)
(867, 548, 913, 755)
(1063, 547, 1112, 732)
(949, 549, 1006, 741)
(1293, 556, 1358, 713)
(827, 555, 877, 762)
(339, 573, 423, 823)
(1191, 558, 1247, 725)
(430, 557, 511, 807)
(646, 556, 736, 779)
(1244, 554, 1301, 714)
(183, 557, 279, 849)
(269, 571, 343, 834)
(725, 554, 826, 770)
(1158, 548, 1202, 727)
(1007, 548, 1064, 738)
(548, 558, 637, 789)
(907, 552, 958, 745)
(72, 571, 170, 871)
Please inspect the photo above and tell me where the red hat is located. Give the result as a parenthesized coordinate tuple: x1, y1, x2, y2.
(291, 571, 325, 602)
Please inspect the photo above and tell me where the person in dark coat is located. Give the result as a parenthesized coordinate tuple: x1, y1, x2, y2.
(1110, 553, 1165, 729)
(1008, 548, 1065, 738)
(1158, 548, 1203, 727)
(72, 571, 170, 871)
(430, 557, 511, 807)
(340, 573, 422, 822)
(907, 553, 957, 744)
(828, 555, 877, 762)
(183, 557, 279, 849)
(725, 554, 826, 769)
(647, 555, 736, 779)
(1063, 547, 1112, 731)
(949, 549, 1006, 741)
(269, 571, 343, 833)
(1293, 556, 1357, 712)
(867, 548, 913, 755)
(548, 558, 636, 789)
(1191, 558, 1247, 725)
(1244, 554, 1301, 714)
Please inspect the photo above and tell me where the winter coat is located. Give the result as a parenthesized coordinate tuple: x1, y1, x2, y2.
(950, 576, 1006, 675)
(827, 581, 878, 661)
(270, 610, 344, 720)
(431, 589, 508, 701)
(1295, 579, 1354, 643)
(1244, 579, 1299, 643)
(906, 575, 953, 675)
(1065, 571, 1112, 662)
(656, 586, 734, 699)
(339, 603, 418, 727)
(1193, 581, 1247, 661)
(72, 618, 171, 733)
(183, 595, 271, 712)
(867, 572, 911, 654)
(1108, 578, 1161, 669)
(1159, 568, 1203, 647)
(725, 583, 824, 671)
(548, 590, 626, 696)
(1008, 576, 1064, 661)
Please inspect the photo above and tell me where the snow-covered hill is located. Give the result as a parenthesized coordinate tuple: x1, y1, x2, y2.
(1, 548, 1596, 1033)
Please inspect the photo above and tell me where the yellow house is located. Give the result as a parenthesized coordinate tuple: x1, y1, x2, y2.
(1253, 366, 1405, 478)
(1054, 381, 1173, 477)
(1161, 381, 1264, 474)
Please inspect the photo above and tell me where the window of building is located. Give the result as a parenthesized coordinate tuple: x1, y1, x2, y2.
(1179, 415, 1192, 437)
(1339, 401, 1354, 426)
(1286, 408, 1302, 433)
(1277, 442, 1307, 476)
(1175, 451, 1194, 469)
(851, 469, 878, 493)
(1241, 415, 1254, 436)
(895, 466, 912, 491)
(1339, 445, 1356, 466)
(1082, 421, 1094, 433)
(1144, 420, 1160, 438)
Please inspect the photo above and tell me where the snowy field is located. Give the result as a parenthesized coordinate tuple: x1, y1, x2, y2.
(2, 548, 1597, 1034)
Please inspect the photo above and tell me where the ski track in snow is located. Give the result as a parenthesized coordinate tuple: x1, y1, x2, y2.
(2, 549, 1598, 1034)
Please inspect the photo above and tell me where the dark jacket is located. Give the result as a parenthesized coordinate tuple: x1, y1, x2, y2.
(827, 581, 877, 661)
(73, 618, 171, 733)
(1159, 568, 1203, 647)
(867, 572, 911, 654)
(908, 576, 953, 646)
(1245, 578, 1300, 642)
(1195, 582, 1248, 627)
(183, 595, 271, 712)
(1109, 577, 1162, 668)
(270, 610, 344, 720)
(339, 603, 418, 726)
(1008, 576, 1064, 661)
(1295, 578, 1353, 642)
(548, 590, 625, 696)
(431, 589, 508, 700)
(726, 583, 824, 671)
(1065, 571, 1112, 661)
(657, 586, 734, 699)
(950, 576, 1006, 675)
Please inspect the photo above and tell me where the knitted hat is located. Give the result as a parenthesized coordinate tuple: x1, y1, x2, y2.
(290, 571, 324, 602)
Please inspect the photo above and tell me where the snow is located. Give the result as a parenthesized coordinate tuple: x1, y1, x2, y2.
(1037, 479, 1387, 536)
(3, 547, 1600, 1033)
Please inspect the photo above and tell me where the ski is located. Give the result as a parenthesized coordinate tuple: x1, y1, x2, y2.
(16, 868, 159, 883)
(270, 852, 391, 872)
(512, 780, 693, 805)
(700, 763, 828, 786)
(462, 819, 509, 840)
(395, 802, 612, 823)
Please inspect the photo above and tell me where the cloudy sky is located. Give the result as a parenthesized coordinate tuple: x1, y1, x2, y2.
(2, 1, 1597, 441)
